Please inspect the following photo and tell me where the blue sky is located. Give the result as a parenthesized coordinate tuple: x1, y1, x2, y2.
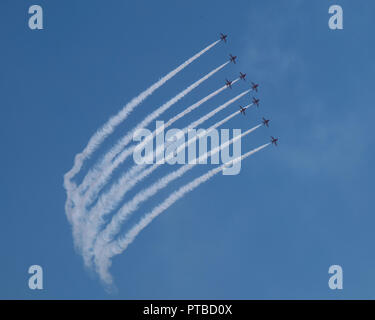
(1, 0, 375, 299)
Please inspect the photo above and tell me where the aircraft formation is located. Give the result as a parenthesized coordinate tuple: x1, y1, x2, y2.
(220, 33, 278, 147)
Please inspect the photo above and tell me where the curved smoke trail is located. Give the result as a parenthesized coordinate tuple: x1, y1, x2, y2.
(95, 143, 271, 285)
(80, 100, 254, 264)
(78, 63, 231, 211)
(64, 39, 220, 223)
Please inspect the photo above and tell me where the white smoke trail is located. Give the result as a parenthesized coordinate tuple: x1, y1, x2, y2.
(79, 74, 237, 210)
(92, 125, 262, 266)
(80, 100, 254, 265)
(92, 101, 254, 223)
(205, 103, 252, 129)
(78, 62, 229, 200)
(187, 90, 251, 129)
(68, 62, 229, 249)
(63, 39, 220, 223)
(95, 143, 271, 285)
(100, 101, 255, 212)
(167, 78, 239, 126)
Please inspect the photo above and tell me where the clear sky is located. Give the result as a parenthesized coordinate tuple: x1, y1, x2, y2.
(1, 0, 375, 299)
